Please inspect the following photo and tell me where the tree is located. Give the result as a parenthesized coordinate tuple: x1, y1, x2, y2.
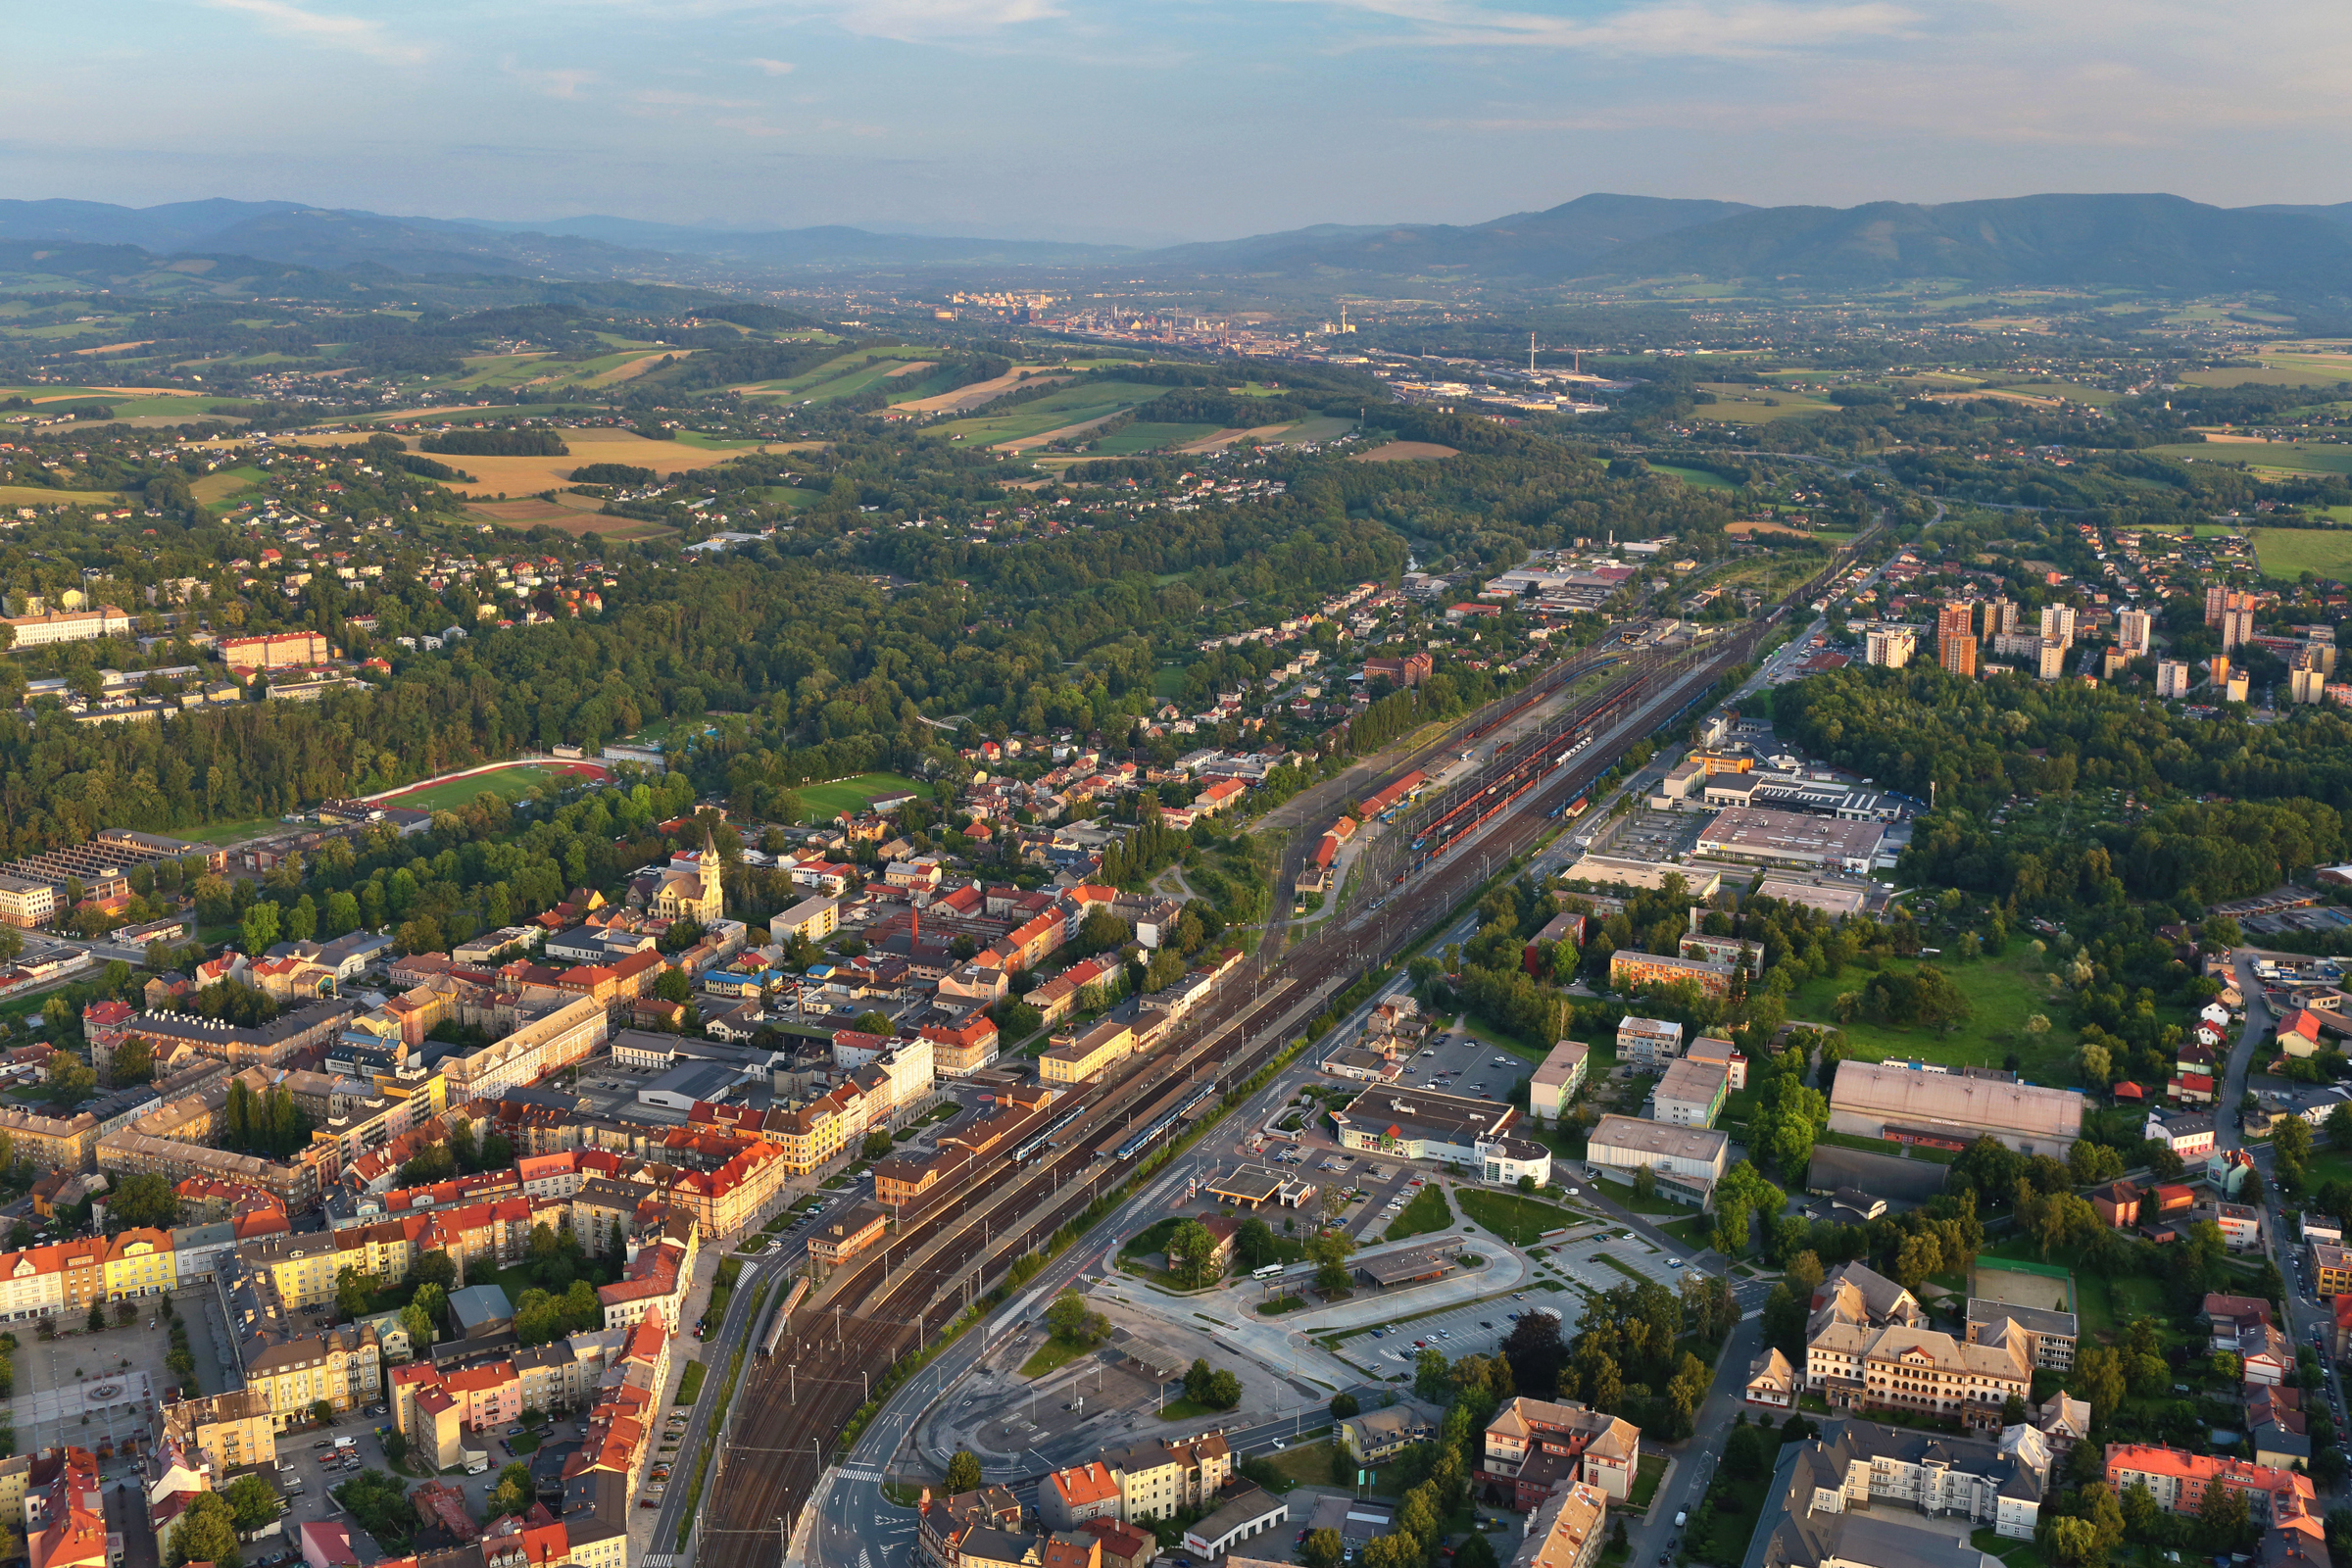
(1044, 1289, 1107, 1348)
(2278, 1114, 2315, 1165)
(311, 1397, 333, 1427)
(1233, 1217, 1279, 1270)
(2328, 1102, 2352, 1152)
(861, 1130, 893, 1160)
(170, 1492, 241, 1568)
(413, 1251, 458, 1292)
(240, 901, 280, 956)
(1632, 1164, 1657, 1200)
(1305, 1529, 1346, 1568)
(2197, 1472, 2250, 1548)
(1454, 1533, 1499, 1568)
(109, 1171, 179, 1233)
(854, 1010, 894, 1037)
(380, 1429, 409, 1467)
(1414, 1345, 1450, 1401)
(1205, 1368, 1241, 1408)
(2046, 1517, 2101, 1567)
(220, 1474, 280, 1533)
(1168, 1219, 1222, 1288)
(400, 1300, 436, 1354)
(654, 966, 693, 1004)
(85, 1300, 104, 1332)
(489, 1460, 535, 1519)
(1184, 1358, 1213, 1402)
(1306, 1227, 1357, 1296)
(335, 1266, 374, 1321)
(111, 1035, 155, 1086)
(1331, 1392, 1360, 1420)
(1502, 1309, 1568, 1398)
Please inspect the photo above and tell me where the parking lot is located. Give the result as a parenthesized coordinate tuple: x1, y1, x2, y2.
(1340, 1291, 1567, 1368)
(1597, 806, 1705, 861)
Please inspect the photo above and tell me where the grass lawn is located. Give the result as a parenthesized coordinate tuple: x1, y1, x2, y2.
(1596, 1254, 1653, 1286)
(1157, 1396, 1228, 1422)
(1256, 1295, 1308, 1315)
(1647, 463, 1736, 489)
(2074, 1270, 2170, 1339)
(381, 761, 592, 810)
(1456, 1190, 1581, 1246)
(1630, 1452, 1668, 1510)
(1018, 1337, 1096, 1379)
(2250, 527, 2352, 580)
(1262, 1441, 1341, 1490)
(1660, 1215, 1714, 1250)
(1781, 948, 2071, 1080)
(1589, 1173, 1688, 1215)
(791, 772, 928, 822)
(170, 815, 282, 846)
(1386, 1184, 1454, 1242)
(673, 1360, 706, 1404)
(1973, 1527, 2051, 1568)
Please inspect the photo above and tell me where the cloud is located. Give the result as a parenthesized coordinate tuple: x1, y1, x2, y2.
(749, 56, 798, 73)
(782, 0, 1065, 41)
(503, 62, 601, 98)
(201, 0, 427, 64)
(1277, 0, 1919, 56)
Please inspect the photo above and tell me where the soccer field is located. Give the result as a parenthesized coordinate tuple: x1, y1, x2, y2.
(380, 760, 608, 810)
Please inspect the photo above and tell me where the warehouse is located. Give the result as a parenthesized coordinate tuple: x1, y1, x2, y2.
(1584, 1115, 1729, 1207)
(1694, 807, 1884, 873)
(1828, 1060, 2082, 1157)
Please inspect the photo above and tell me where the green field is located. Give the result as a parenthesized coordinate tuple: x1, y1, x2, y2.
(1647, 463, 1736, 489)
(932, 381, 1174, 446)
(175, 815, 282, 846)
(1456, 1190, 1581, 1246)
(2250, 527, 2352, 579)
(2148, 441, 2352, 475)
(1694, 384, 1838, 422)
(1086, 422, 1223, 456)
(793, 771, 928, 822)
(380, 762, 591, 811)
(1781, 948, 2072, 1080)
(0, 484, 127, 510)
(1384, 1183, 1454, 1243)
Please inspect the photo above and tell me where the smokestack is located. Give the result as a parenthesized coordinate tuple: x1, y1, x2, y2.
(910, 903, 919, 951)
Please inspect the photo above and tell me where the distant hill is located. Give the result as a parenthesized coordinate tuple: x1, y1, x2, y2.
(4, 191, 2351, 295)
(1585, 193, 2352, 292)
(0, 200, 1128, 277)
(1133, 194, 1756, 276)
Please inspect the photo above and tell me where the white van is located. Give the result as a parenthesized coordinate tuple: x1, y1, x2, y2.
(1675, 1511, 1688, 1529)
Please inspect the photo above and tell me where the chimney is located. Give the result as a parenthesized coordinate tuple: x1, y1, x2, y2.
(909, 903, 919, 951)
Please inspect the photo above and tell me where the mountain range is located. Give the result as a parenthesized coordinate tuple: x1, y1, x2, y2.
(4, 192, 2352, 295)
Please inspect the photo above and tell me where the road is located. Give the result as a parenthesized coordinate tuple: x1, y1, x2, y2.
(2221, 950, 2349, 1493)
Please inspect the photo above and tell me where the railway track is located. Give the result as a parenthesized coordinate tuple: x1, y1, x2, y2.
(699, 528, 1882, 1568)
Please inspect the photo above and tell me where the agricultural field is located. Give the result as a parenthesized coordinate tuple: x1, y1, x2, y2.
(0, 484, 127, 510)
(2147, 440, 2352, 475)
(1084, 421, 1224, 456)
(894, 367, 1073, 416)
(2180, 352, 2352, 389)
(930, 380, 1174, 447)
(191, 466, 268, 509)
(462, 496, 672, 540)
(732, 346, 941, 405)
(1780, 947, 2072, 1081)
(1694, 383, 1838, 420)
(791, 772, 929, 822)
(1647, 462, 1735, 488)
(237, 427, 753, 499)
(2250, 528, 2352, 579)
(378, 760, 610, 811)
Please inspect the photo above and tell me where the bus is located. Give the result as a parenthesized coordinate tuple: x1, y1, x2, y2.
(1251, 1263, 1285, 1281)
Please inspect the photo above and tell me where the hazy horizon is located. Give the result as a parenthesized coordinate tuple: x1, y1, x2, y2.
(12, 0, 2352, 244)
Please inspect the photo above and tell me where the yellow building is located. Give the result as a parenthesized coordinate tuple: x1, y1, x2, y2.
(0, 1105, 99, 1174)
(160, 1389, 277, 1475)
(2314, 1242, 2352, 1299)
(237, 1232, 346, 1310)
(104, 1229, 177, 1299)
(1040, 1018, 1134, 1087)
(243, 1324, 381, 1428)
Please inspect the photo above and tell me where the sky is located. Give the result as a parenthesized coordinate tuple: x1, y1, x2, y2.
(7, 0, 2352, 245)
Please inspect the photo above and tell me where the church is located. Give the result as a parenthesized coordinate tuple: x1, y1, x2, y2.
(630, 824, 726, 925)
